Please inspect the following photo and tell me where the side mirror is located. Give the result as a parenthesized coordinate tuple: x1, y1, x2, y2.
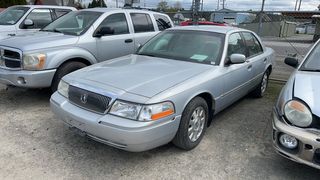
(24, 19, 34, 27)
(284, 57, 299, 68)
(93, 26, 114, 38)
(230, 54, 246, 64)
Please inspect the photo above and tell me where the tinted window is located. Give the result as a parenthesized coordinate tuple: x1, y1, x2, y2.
(23, 9, 52, 29)
(138, 30, 224, 65)
(301, 42, 320, 70)
(54, 9, 72, 18)
(130, 13, 154, 33)
(242, 32, 263, 57)
(227, 33, 246, 57)
(153, 14, 172, 31)
(98, 13, 129, 35)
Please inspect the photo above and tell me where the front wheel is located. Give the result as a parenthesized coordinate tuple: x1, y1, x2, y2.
(51, 61, 87, 92)
(251, 70, 269, 98)
(173, 97, 208, 150)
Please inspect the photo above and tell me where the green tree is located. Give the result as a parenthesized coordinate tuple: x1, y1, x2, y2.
(157, 0, 169, 12)
(0, 0, 27, 8)
(88, 0, 107, 8)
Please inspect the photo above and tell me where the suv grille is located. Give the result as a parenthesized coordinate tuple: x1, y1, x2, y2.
(0, 48, 21, 69)
(68, 86, 111, 114)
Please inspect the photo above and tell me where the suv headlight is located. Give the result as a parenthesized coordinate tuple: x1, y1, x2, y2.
(109, 100, 175, 121)
(57, 80, 69, 98)
(284, 100, 312, 127)
(23, 53, 46, 70)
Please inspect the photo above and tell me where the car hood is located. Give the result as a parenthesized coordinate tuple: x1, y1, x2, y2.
(0, 25, 16, 40)
(70, 55, 213, 98)
(0, 31, 79, 51)
(294, 71, 320, 116)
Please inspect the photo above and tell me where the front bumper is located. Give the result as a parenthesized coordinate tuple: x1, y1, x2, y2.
(272, 108, 320, 170)
(0, 68, 56, 88)
(50, 92, 181, 152)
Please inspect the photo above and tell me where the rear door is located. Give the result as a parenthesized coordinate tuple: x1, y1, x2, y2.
(241, 32, 266, 87)
(130, 13, 158, 50)
(95, 13, 134, 62)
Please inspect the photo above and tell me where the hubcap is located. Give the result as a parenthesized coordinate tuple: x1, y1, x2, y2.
(261, 73, 268, 94)
(188, 106, 206, 142)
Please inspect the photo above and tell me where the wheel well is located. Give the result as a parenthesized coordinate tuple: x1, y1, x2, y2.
(267, 65, 272, 75)
(197, 92, 215, 126)
(59, 58, 92, 68)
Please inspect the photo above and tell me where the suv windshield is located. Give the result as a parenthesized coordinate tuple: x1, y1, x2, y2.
(300, 42, 320, 72)
(0, 7, 30, 25)
(137, 30, 225, 65)
(42, 11, 102, 36)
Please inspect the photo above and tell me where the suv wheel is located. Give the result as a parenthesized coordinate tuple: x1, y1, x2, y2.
(173, 97, 208, 150)
(51, 61, 87, 92)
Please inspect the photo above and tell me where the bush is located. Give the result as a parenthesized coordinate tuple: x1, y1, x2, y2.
(0, 0, 27, 8)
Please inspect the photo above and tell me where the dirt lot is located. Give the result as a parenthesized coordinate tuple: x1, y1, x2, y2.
(0, 82, 319, 179)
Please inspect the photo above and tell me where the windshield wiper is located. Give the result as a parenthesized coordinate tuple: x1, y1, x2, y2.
(301, 69, 320, 72)
(40, 29, 63, 34)
(137, 52, 155, 57)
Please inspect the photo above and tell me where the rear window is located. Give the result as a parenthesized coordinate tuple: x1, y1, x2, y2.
(130, 13, 154, 33)
(153, 14, 172, 31)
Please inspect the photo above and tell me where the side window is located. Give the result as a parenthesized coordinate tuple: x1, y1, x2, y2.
(242, 32, 263, 57)
(23, 9, 52, 29)
(98, 13, 129, 35)
(153, 14, 172, 31)
(54, 9, 72, 19)
(227, 33, 247, 57)
(130, 13, 154, 33)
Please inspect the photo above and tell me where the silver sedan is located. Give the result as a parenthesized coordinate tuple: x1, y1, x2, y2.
(273, 39, 320, 169)
(50, 26, 274, 152)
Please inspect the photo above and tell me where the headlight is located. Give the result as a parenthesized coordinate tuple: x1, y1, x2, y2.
(109, 100, 175, 121)
(57, 80, 69, 98)
(284, 100, 312, 127)
(139, 102, 174, 121)
(109, 100, 142, 120)
(23, 53, 46, 70)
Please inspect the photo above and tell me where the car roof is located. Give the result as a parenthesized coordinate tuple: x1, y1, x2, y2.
(170, 25, 247, 34)
(13, 5, 76, 10)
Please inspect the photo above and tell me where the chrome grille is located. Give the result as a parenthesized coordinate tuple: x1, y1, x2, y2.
(68, 86, 111, 114)
(0, 48, 22, 69)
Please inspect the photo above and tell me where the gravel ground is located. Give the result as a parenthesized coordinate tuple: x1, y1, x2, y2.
(1, 83, 320, 179)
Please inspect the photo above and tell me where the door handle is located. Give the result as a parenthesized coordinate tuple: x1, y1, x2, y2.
(124, 39, 133, 43)
(263, 58, 267, 63)
(247, 64, 252, 70)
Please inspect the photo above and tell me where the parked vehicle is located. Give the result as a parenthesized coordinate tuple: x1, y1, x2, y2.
(0, 8, 173, 91)
(272, 39, 320, 170)
(0, 5, 76, 40)
(50, 26, 274, 152)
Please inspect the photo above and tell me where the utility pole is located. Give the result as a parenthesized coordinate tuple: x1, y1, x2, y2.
(298, 0, 302, 11)
(217, 0, 220, 10)
(258, 0, 265, 35)
(222, 0, 225, 9)
(294, 0, 298, 10)
(192, 0, 200, 24)
(60, 0, 64, 6)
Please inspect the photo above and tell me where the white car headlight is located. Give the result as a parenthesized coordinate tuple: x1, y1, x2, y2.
(57, 80, 69, 98)
(284, 100, 312, 127)
(109, 100, 142, 120)
(23, 53, 46, 70)
(139, 102, 175, 121)
(109, 100, 175, 121)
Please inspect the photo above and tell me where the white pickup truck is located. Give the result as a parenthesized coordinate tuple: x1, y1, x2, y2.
(0, 5, 76, 40)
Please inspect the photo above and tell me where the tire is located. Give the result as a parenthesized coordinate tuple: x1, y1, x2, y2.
(173, 97, 208, 150)
(51, 61, 87, 92)
(251, 70, 269, 98)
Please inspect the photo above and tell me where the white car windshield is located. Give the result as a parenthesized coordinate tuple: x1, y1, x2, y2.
(0, 7, 30, 25)
(42, 11, 102, 36)
(138, 30, 225, 65)
(301, 42, 320, 71)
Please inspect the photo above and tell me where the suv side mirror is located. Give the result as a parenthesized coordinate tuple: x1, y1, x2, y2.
(284, 57, 299, 68)
(230, 54, 246, 64)
(24, 19, 34, 27)
(93, 26, 114, 38)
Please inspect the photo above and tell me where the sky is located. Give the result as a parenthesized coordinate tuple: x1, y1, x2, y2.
(80, 0, 320, 11)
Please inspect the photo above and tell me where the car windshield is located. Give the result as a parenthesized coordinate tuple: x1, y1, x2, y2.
(300, 42, 320, 72)
(0, 7, 30, 25)
(137, 30, 225, 65)
(42, 11, 102, 36)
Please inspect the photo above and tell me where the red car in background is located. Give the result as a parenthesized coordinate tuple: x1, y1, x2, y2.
(180, 20, 229, 26)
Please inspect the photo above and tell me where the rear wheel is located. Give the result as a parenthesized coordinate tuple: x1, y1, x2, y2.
(173, 97, 208, 150)
(51, 61, 87, 92)
(251, 69, 269, 98)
